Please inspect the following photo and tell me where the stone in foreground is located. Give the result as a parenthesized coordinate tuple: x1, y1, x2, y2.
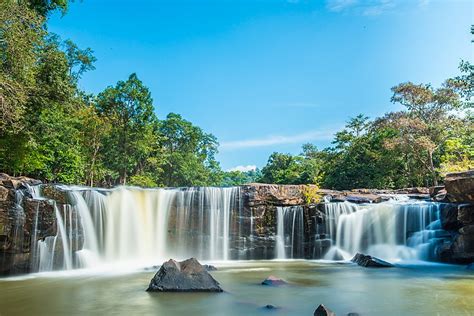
(146, 258, 223, 292)
(351, 253, 394, 268)
(314, 304, 336, 316)
(261, 275, 287, 286)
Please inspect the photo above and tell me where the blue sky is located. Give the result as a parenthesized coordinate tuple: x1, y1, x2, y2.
(49, 0, 473, 171)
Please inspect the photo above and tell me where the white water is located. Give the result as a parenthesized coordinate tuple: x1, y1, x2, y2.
(276, 206, 304, 259)
(31, 186, 242, 271)
(25, 185, 451, 271)
(323, 200, 446, 261)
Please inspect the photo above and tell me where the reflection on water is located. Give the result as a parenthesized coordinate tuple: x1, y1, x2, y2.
(0, 261, 473, 316)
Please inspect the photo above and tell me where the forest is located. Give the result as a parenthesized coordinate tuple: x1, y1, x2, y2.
(1, 0, 473, 189)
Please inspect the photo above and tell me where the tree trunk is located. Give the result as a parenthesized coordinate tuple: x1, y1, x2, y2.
(428, 150, 438, 186)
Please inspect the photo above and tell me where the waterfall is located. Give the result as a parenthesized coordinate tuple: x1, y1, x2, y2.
(24, 184, 453, 272)
(276, 206, 304, 259)
(322, 200, 447, 261)
(32, 186, 242, 271)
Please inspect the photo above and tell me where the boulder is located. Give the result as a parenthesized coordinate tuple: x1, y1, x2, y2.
(351, 253, 394, 268)
(261, 275, 287, 286)
(450, 234, 474, 263)
(445, 170, 474, 203)
(146, 258, 223, 292)
(314, 304, 336, 316)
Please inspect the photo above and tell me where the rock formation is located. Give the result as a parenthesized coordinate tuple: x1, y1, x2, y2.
(146, 258, 223, 292)
(351, 253, 394, 268)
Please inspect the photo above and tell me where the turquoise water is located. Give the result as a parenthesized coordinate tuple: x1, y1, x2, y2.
(0, 261, 473, 316)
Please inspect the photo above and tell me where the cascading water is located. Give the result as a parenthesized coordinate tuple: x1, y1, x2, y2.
(25, 184, 453, 272)
(31, 186, 243, 271)
(276, 206, 304, 259)
(322, 199, 449, 261)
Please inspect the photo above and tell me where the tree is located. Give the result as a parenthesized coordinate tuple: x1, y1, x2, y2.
(258, 153, 305, 184)
(158, 113, 220, 187)
(390, 81, 465, 185)
(96, 73, 158, 185)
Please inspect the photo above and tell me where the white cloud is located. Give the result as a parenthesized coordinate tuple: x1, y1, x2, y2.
(326, 0, 358, 12)
(227, 165, 257, 172)
(326, 0, 397, 16)
(220, 129, 335, 150)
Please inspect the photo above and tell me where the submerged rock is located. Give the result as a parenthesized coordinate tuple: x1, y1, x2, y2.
(314, 304, 336, 316)
(146, 258, 223, 292)
(203, 264, 217, 271)
(351, 253, 394, 268)
(261, 275, 287, 286)
(466, 263, 474, 271)
(263, 304, 278, 310)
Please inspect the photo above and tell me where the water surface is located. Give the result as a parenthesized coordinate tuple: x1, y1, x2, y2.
(1, 261, 473, 316)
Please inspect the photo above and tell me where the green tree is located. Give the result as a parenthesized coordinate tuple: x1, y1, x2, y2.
(158, 113, 220, 187)
(96, 73, 158, 185)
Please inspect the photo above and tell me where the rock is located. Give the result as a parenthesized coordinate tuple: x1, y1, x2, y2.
(450, 234, 474, 263)
(263, 304, 278, 310)
(445, 170, 474, 203)
(458, 204, 474, 226)
(347, 313, 360, 316)
(261, 275, 287, 286)
(429, 185, 445, 197)
(42, 185, 70, 205)
(0, 186, 10, 202)
(314, 304, 336, 316)
(459, 225, 474, 235)
(439, 204, 461, 230)
(146, 258, 223, 292)
(203, 264, 217, 271)
(467, 263, 474, 271)
(351, 253, 394, 268)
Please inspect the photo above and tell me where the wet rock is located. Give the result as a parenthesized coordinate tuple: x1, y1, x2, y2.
(445, 170, 474, 203)
(466, 263, 474, 271)
(439, 204, 461, 230)
(42, 185, 70, 205)
(263, 304, 278, 310)
(459, 225, 474, 235)
(261, 275, 287, 286)
(314, 304, 336, 316)
(458, 204, 474, 226)
(450, 234, 474, 263)
(203, 264, 217, 271)
(351, 253, 394, 268)
(347, 313, 360, 316)
(146, 258, 223, 292)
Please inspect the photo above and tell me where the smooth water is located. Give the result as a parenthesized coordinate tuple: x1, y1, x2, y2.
(0, 261, 473, 316)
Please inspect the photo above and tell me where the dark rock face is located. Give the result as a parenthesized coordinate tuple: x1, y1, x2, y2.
(439, 204, 462, 231)
(261, 275, 287, 286)
(146, 258, 223, 292)
(445, 170, 474, 203)
(314, 304, 336, 316)
(351, 253, 394, 268)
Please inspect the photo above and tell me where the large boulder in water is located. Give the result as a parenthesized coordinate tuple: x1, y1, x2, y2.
(313, 304, 336, 316)
(445, 170, 474, 203)
(146, 258, 223, 292)
(351, 253, 394, 268)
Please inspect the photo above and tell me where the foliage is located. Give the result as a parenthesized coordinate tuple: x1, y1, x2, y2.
(301, 185, 321, 205)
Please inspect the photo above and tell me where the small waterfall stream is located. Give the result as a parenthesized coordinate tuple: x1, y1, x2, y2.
(322, 200, 448, 261)
(276, 206, 304, 259)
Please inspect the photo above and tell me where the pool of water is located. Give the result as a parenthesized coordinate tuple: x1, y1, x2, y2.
(0, 261, 473, 316)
